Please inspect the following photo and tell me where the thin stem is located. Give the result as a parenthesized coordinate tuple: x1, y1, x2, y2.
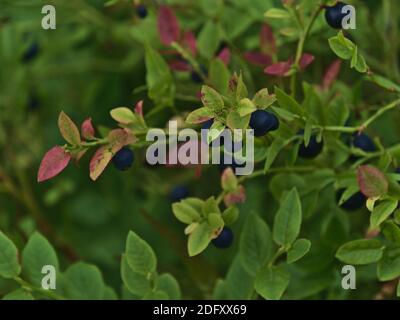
(268, 247, 287, 267)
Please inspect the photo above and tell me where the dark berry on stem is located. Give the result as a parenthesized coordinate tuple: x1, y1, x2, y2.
(352, 133, 376, 152)
(170, 185, 189, 203)
(324, 2, 349, 29)
(298, 133, 324, 159)
(249, 110, 279, 137)
(212, 227, 234, 249)
(112, 147, 135, 171)
(201, 119, 214, 130)
(336, 188, 366, 211)
(191, 65, 208, 84)
(136, 5, 148, 18)
(23, 42, 39, 62)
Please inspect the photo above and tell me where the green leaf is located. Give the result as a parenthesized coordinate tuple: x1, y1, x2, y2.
(110, 107, 137, 125)
(197, 21, 220, 59)
(350, 46, 368, 73)
(236, 74, 248, 101)
(377, 247, 400, 281)
(207, 213, 224, 229)
(102, 286, 118, 300)
(328, 31, 355, 60)
(382, 221, 400, 245)
(271, 106, 297, 121)
(120, 254, 151, 297)
(237, 98, 257, 117)
(2, 289, 34, 300)
(264, 136, 296, 172)
(22, 232, 59, 287)
(370, 200, 398, 229)
(63, 262, 104, 300)
(222, 206, 239, 225)
(367, 74, 400, 93)
(186, 107, 214, 124)
(125, 231, 157, 276)
(335, 239, 384, 265)
(273, 188, 302, 247)
(187, 223, 212, 257)
(143, 290, 169, 300)
(0, 231, 20, 279)
(221, 167, 238, 191)
(201, 85, 224, 112)
(254, 265, 290, 300)
(156, 273, 181, 300)
(226, 111, 250, 130)
(357, 165, 389, 198)
(172, 202, 201, 224)
(239, 213, 273, 275)
(397, 281, 400, 297)
(287, 239, 311, 264)
(209, 58, 230, 94)
(275, 87, 303, 116)
(58, 111, 81, 146)
(207, 120, 225, 143)
(264, 8, 290, 19)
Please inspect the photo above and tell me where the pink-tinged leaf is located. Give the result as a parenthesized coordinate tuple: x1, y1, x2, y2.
(260, 24, 276, 55)
(182, 30, 197, 57)
(108, 128, 136, 153)
(221, 167, 238, 191)
(89, 146, 113, 181)
(37, 146, 71, 182)
(81, 118, 95, 140)
(299, 53, 315, 71)
(168, 59, 191, 71)
(58, 111, 81, 145)
(244, 52, 272, 66)
(217, 47, 231, 65)
(357, 165, 389, 198)
(323, 59, 342, 90)
(223, 185, 246, 207)
(264, 61, 291, 77)
(134, 100, 144, 117)
(158, 6, 180, 46)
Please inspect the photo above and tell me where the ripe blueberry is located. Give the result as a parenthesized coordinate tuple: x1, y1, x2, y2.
(212, 227, 234, 249)
(352, 133, 376, 152)
(23, 42, 39, 62)
(170, 185, 189, 203)
(298, 133, 324, 159)
(136, 4, 148, 19)
(112, 147, 135, 171)
(201, 119, 214, 130)
(249, 110, 279, 137)
(336, 188, 366, 211)
(324, 2, 349, 29)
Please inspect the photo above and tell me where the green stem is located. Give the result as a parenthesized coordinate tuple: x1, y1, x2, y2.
(268, 247, 287, 267)
(14, 277, 66, 300)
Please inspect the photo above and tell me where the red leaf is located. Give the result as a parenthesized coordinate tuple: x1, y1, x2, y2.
(260, 23, 276, 55)
(299, 53, 315, 71)
(323, 59, 342, 90)
(182, 30, 197, 56)
(244, 52, 272, 66)
(217, 47, 231, 65)
(134, 100, 144, 117)
(264, 61, 291, 76)
(158, 6, 180, 46)
(168, 59, 191, 71)
(37, 146, 71, 182)
(81, 118, 95, 140)
(108, 128, 136, 153)
(357, 165, 389, 198)
(223, 185, 246, 207)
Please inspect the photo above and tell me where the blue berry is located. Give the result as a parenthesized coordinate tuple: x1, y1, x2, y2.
(170, 185, 189, 203)
(191, 65, 208, 84)
(28, 95, 39, 111)
(23, 42, 39, 62)
(352, 133, 376, 152)
(324, 2, 349, 29)
(136, 5, 148, 19)
(112, 147, 135, 171)
(201, 119, 214, 130)
(298, 134, 324, 159)
(212, 227, 234, 249)
(249, 110, 279, 137)
(336, 189, 366, 211)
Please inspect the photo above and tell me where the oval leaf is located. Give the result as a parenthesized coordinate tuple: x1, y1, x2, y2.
(37, 146, 71, 182)
(357, 165, 389, 198)
(58, 111, 81, 145)
(158, 6, 180, 46)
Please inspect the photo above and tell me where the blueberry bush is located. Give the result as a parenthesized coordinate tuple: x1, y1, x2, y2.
(1, 0, 400, 300)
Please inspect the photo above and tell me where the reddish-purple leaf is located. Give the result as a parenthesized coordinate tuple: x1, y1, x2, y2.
(260, 23, 276, 55)
(58, 111, 81, 145)
(89, 146, 113, 181)
(168, 59, 191, 71)
(217, 47, 231, 65)
(37, 146, 71, 182)
(108, 128, 136, 153)
(182, 30, 197, 57)
(224, 185, 246, 207)
(158, 6, 180, 46)
(357, 165, 389, 198)
(264, 61, 291, 76)
(244, 52, 272, 66)
(299, 53, 315, 71)
(134, 100, 144, 117)
(81, 118, 95, 140)
(323, 59, 342, 90)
